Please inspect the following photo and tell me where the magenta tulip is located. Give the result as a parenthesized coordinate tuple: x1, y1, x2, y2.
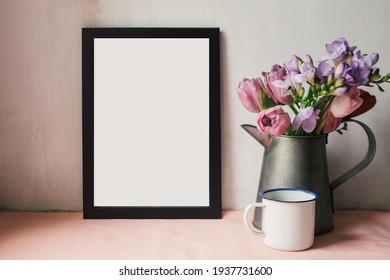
(256, 105, 291, 136)
(236, 78, 263, 113)
(331, 87, 363, 118)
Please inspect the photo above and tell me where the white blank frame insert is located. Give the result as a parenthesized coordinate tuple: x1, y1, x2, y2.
(82, 28, 221, 219)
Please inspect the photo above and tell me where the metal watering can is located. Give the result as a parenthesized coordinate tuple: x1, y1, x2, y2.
(242, 119, 376, 235)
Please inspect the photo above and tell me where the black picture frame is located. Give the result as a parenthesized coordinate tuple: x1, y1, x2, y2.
(82, 27, 221, 219)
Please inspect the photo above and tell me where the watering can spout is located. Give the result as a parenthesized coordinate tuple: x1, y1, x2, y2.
(241, 124, 272, 148)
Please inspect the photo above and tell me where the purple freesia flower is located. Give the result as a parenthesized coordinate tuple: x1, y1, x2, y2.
(332, 86, 349, 96)
(283, 55, 304, 92)
(294, 55, 316, 84)
(331, 62, 348, 94)
(353, 50, 379, 69)
(343, 60, 371, 87)
(334, 61, 347, 79)
(315, 61, 335, 84)
(323, 37, 356, 65)
(292, 107, 320, 133)
(284, 55, 301, 72)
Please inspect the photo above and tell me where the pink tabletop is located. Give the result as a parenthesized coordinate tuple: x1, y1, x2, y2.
(0, 210, 389, 259)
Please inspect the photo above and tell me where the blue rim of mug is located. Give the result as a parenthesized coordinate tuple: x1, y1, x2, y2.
(259, 188, 318, 203)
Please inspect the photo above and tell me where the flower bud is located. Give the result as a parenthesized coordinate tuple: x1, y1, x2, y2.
(370, 73, 380, 81)
(345, 53, 353, 64)
(334, 78, 345, 88)
(327, 73, 334, 87)
(297, 57, 303, 69)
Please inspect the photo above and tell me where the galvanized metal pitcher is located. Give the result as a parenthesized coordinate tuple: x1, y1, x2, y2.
(242, 119, 376, 235)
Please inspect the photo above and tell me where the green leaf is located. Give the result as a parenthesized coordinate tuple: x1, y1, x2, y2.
(380, 72, 390, 83)
(377, 84, 384, 92)
(259, 86, 276, 109)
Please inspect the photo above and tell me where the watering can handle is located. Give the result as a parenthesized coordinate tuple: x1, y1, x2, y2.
(329, 119, 376, 191)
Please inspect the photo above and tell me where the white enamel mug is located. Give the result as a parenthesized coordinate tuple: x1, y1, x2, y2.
(243, 188, 318, 251)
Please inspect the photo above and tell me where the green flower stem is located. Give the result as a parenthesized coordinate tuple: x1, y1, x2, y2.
(296, 126, 304, 136)
(289, 103, 299, 115)
(317, 96, 333, 119)
(315, 111, 333, 135)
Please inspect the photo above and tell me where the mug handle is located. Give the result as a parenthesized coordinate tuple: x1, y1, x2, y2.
(243, 202, 265, 235)
(329, 119, 376, 191)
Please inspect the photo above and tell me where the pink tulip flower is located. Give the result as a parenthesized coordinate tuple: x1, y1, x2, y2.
(331, 87, 363, 118)
(236, 78, 263, 113)
(263, 65, 293, 105)
(345, 89, 376, 118)
(322, 110, 342, 134)
(256, 105, 291, 136)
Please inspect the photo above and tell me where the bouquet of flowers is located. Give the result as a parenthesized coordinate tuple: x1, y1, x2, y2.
(237, 38, 390, 136)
